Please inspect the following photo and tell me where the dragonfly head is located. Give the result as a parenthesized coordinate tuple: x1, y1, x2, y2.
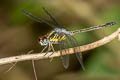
(38, 36, 48, 46)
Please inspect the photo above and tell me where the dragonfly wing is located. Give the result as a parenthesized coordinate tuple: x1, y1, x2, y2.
(42, 7, 64, 28)
(60, 54, 69, 69)
(59, 40, 69, 69)
(22, 9, 57, 29)
(75, 52, 85, 71)
(66, 35, 85, 71)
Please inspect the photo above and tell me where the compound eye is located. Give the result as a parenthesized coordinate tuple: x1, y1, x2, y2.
(38, 38, 40, 42)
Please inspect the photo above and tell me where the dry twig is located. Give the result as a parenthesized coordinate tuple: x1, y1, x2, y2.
(0, 28, 120, 66)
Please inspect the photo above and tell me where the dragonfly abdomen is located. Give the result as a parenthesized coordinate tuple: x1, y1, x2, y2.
(72, 21, 116, 34)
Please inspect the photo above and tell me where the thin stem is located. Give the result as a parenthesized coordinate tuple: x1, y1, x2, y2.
(32, 60, 38, 80)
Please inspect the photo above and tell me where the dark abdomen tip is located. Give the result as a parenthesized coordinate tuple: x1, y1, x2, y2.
(106, 21, 117, 26)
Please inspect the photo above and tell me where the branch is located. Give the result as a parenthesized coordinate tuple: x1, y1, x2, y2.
(0, 28, 120, 66)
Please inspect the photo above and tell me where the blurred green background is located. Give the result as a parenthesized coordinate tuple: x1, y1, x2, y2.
(0, 0, 120, 80)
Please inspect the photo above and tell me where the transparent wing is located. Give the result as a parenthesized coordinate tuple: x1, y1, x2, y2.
(66, 35, 85, 71)
(42, 7, 64, 28)
(22, 9, 57, 29)
(59, 40, 70, 69)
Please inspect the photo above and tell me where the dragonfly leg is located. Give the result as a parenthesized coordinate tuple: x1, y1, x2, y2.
(44, 43, 51, 56)
(49, 44, 56, 62)
(41, 45, 48, 53)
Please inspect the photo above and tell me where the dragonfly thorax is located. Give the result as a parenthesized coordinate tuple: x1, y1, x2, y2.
(54, 28, 73, 35)
(47, 30, 67, 44)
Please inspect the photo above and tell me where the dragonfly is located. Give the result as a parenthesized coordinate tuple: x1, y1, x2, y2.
(22, 8, 116, 71)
